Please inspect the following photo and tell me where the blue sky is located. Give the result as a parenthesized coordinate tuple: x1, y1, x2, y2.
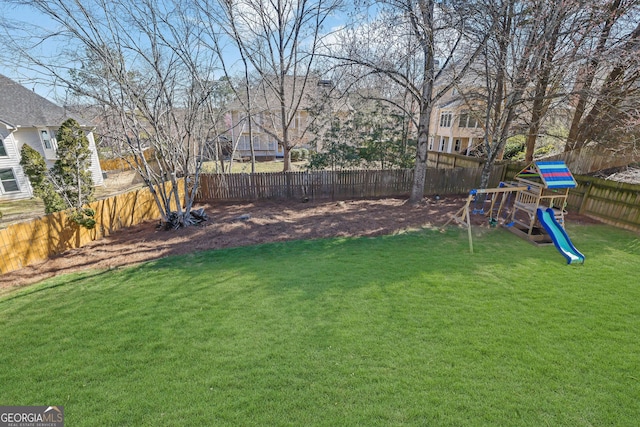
(0, 0, 356, 103)
(0, 2, 67, 101)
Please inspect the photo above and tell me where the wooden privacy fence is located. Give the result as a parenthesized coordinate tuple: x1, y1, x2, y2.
(545, 146, 640, 175)
(0, 180, 184, 274)
(197, 167, 507, 202)
(567, 176, 640, 233)
(198, 169, 411, 201)
(100, 149, 155, 172)
(428, 147, 640, 176)
(197, 167, 640, 232)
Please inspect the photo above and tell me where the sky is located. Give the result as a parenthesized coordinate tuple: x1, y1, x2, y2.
(0, 0, 360, 103)
(0, 1, 68, 101)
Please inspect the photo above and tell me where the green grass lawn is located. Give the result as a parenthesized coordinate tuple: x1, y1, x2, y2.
(1, 224, 639, 426)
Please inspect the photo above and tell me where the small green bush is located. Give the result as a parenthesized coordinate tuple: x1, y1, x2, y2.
(503, 136, 525, 160)
(534, 144, 555, 157)
(290, 149, 302, 162)
(70, 207, 97, 229)
(299, 148, 309, 160)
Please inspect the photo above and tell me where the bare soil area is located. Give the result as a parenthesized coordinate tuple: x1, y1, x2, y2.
(1, 196, 599, 293)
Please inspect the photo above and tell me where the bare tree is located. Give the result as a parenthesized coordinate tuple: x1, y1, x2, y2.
(324, 0, 491, 202)
(5, 0, 226, 227)
(565, 0, 640, 151)
(459, 0, 639, 173)
(463, 0, 557, 187)
(566, 0, 640, 151)
(522, 0, 591, 162)
(194, 0, 261, 173)
(208, 0, 344, 172)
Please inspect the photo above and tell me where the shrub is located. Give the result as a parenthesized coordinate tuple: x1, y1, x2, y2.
(299, 148, 309, 160)
(290, 149, 302, 162)
(503, 136, 526, 160)
(534, 144, 555, 157)
(20, 119, 96, 229)
(20, 145, 66, 214)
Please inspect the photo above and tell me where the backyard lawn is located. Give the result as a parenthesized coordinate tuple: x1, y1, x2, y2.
(1, 224, 639, 426)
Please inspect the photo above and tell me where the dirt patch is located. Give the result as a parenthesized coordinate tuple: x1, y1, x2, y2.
(1, 196, 600, 293)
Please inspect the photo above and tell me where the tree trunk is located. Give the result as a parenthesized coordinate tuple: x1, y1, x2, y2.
(479, 155, 493, 190)
(283, 144, 292, 172)
(525, 4, 561, 163)
(408, 0, 435, 204)
(409, 102, 433, 204)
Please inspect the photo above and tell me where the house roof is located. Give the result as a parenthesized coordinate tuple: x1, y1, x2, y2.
(515, 161, 577, 189)
(0, 74, 87, 128)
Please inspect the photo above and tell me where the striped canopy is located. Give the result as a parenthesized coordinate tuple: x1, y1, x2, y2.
(515, 161, 577, 189)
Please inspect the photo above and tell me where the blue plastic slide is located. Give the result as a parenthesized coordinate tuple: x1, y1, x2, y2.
(536, 208, 585, 264)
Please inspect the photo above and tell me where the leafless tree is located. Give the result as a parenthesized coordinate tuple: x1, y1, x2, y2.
(463, 0, 563, 187)
(205, 0, 344, 172)
(459, 0, 639, 173)
(566, 0, 640, 152)
(521, 0, 593, 162)
(323, 0, 492, 202)
(5, 0, 227, 227)
(194, 0, 261, 173)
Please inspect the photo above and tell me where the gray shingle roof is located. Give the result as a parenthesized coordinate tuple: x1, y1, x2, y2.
(0, 74, 87, 128)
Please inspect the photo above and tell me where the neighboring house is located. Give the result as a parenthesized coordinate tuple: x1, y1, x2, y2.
(0, 74, 103, 201)
(226, 76, 339, 160)
(429, 86, 484, 155)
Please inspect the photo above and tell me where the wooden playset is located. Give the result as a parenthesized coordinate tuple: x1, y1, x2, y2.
(507, 161, 577, 243)
(444, 161, 585, 263)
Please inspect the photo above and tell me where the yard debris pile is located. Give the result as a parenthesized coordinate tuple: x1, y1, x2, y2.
(164, 207, 208, 229)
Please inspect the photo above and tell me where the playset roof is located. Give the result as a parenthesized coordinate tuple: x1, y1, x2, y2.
(515, 161, 577, 189)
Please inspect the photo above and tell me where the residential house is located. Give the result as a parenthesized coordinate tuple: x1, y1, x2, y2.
(226, 76, 339, 160)
(429, 86, 484, 155)
(0, 74, 104, 201)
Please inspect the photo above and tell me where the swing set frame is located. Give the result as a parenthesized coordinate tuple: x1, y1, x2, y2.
(442, 161, 579, 254)
(442, 183, 528, 253)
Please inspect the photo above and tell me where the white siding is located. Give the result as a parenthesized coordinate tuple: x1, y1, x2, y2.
(87, 131, 104, 186)
(0, 126, 104, 201)
(0, 130, 33, 200)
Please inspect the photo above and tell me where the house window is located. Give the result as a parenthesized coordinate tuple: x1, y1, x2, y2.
(0, 139, 7, 157)
(290, 112, 302, 129)
(439, 137, 446, 151)
(459, 111, 479, 128)
(0, 168, 19, 193)
(439, 111, 452, 128)
(454, 139, 461, 152)
(239, 135, 250, 150)
(254, 136, 265, 151)
(40, 129, 52, 149)
(459, 112, 468, 128)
